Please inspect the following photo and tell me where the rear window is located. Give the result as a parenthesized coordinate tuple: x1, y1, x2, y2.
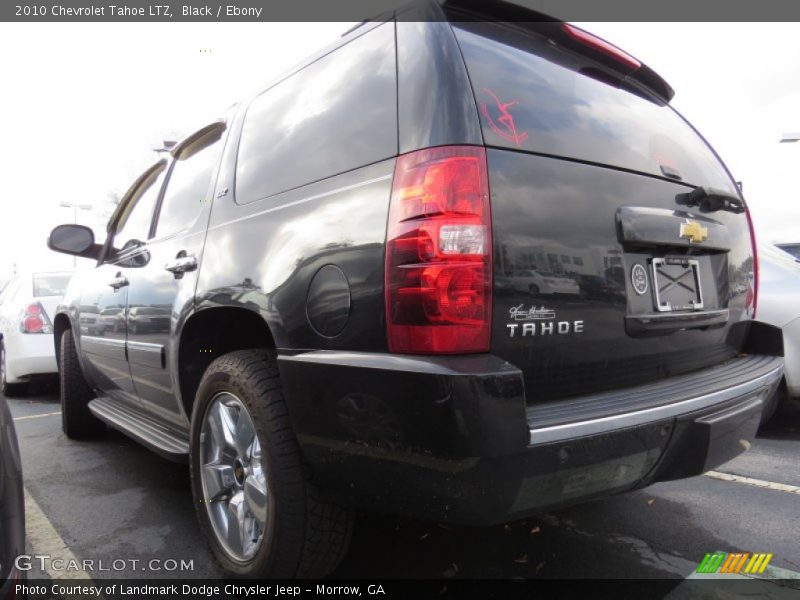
(452, 22, 735, 192)
(33, 274, 71, 297)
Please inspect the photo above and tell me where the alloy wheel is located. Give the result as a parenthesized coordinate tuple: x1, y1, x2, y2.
(199, 392, 268, 561)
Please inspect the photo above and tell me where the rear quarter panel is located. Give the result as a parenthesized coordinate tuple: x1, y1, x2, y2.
(196, 159, 395, 352)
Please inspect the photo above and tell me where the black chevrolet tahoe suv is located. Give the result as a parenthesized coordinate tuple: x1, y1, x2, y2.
(47, 1, 784, 579)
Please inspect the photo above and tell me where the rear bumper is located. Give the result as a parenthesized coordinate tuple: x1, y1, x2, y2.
(3, 332, 57, 382)
(279, 350, 782, 525)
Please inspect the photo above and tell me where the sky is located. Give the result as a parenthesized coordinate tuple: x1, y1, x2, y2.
(0, 21, 798, 281)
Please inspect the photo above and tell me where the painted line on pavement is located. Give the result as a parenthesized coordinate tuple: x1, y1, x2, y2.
(705, 471, 800, 495)
(13, 411, 61, 421)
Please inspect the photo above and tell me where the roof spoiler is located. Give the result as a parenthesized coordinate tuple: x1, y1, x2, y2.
(439, 0, 675, 103)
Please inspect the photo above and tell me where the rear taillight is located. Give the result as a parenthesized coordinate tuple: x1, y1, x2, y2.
(20, 302, 52, 334)
(745, 208, 759, 317)
(385, 146, 492, 354)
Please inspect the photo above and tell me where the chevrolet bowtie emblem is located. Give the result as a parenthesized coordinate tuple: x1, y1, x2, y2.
(679, 219, 708, 244)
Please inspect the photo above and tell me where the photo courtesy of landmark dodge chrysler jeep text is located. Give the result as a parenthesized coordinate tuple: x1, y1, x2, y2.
(47, 0, 784, 579)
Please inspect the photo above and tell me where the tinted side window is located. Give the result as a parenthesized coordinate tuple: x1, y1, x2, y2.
(155, 136, 222, 238)
(452, 22, 734, 192)
(235, 22, 397, 204)
(115, 167, 166, 248)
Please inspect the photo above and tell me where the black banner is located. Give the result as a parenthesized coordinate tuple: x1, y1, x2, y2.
(11, 578, 800, 600)
(3, 0, 800, 22)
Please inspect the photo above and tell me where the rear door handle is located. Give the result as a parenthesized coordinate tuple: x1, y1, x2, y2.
(109, 274, 129, 291)
(165, 254, 197, 278)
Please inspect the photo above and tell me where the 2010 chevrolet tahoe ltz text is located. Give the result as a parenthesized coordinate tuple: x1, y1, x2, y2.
(47, 0, 784, 579)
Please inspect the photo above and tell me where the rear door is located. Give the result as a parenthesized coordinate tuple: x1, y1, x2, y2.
(125, 123, 225, 428)
(450, 20, 755, 403)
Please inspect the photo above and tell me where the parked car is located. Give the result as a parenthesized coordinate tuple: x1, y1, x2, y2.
(99, 307, 125, 333)
(47, 5, 783, 579)
(510, 269, 580, 296)
(577, 274, 626, 302)
(755, 243, 800, 423)
(0, 390, 25, 593)
(127, 306, 170, 334)
(0, 271, 72, 395)
(78, 304, 102, 336)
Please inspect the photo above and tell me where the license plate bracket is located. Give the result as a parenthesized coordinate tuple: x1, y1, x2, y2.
(651, 257, 703, 312)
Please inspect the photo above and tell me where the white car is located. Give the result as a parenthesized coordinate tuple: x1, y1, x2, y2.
(0, 271, 72, 396)
(510, 269, 581, 296)
(757, 244, 800, 422)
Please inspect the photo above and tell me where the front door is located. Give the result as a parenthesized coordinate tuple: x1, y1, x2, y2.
(78, 162, 167, 407)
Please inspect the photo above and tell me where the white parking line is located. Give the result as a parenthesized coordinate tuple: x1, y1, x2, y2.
(24, 489, 96, 583)
(705, 471, 800, 495)
(13, 411, 61, 421)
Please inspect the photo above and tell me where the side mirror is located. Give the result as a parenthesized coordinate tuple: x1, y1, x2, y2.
(47, 224, 102, 260)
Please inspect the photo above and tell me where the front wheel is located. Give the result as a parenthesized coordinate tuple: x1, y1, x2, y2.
(59, 329, 104, 438)
(190, 349, 353, 578)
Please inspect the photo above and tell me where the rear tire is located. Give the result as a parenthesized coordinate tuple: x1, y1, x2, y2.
(529, 284, 540, 296)
(59, 329, 104, 439)
(190, 349, 353, 579)
(0, 340, 27, 397)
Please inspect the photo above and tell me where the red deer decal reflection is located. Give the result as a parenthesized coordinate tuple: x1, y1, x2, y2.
(481, 88, 528, 148)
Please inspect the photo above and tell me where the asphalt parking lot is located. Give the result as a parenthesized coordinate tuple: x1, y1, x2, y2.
(7, 386, 800, 592)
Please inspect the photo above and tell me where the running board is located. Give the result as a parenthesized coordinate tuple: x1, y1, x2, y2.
(88, 397, 190, 463)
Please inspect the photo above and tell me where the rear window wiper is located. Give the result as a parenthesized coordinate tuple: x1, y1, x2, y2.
(676, 186, 745, 214)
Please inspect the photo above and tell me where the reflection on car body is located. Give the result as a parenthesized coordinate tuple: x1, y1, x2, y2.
(99, 307, 125, 333)
(78, 304, 101, 336)
(577, 274, 626, 302)
(509, 269, 580, 296)
(128, 306, 171, 334)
